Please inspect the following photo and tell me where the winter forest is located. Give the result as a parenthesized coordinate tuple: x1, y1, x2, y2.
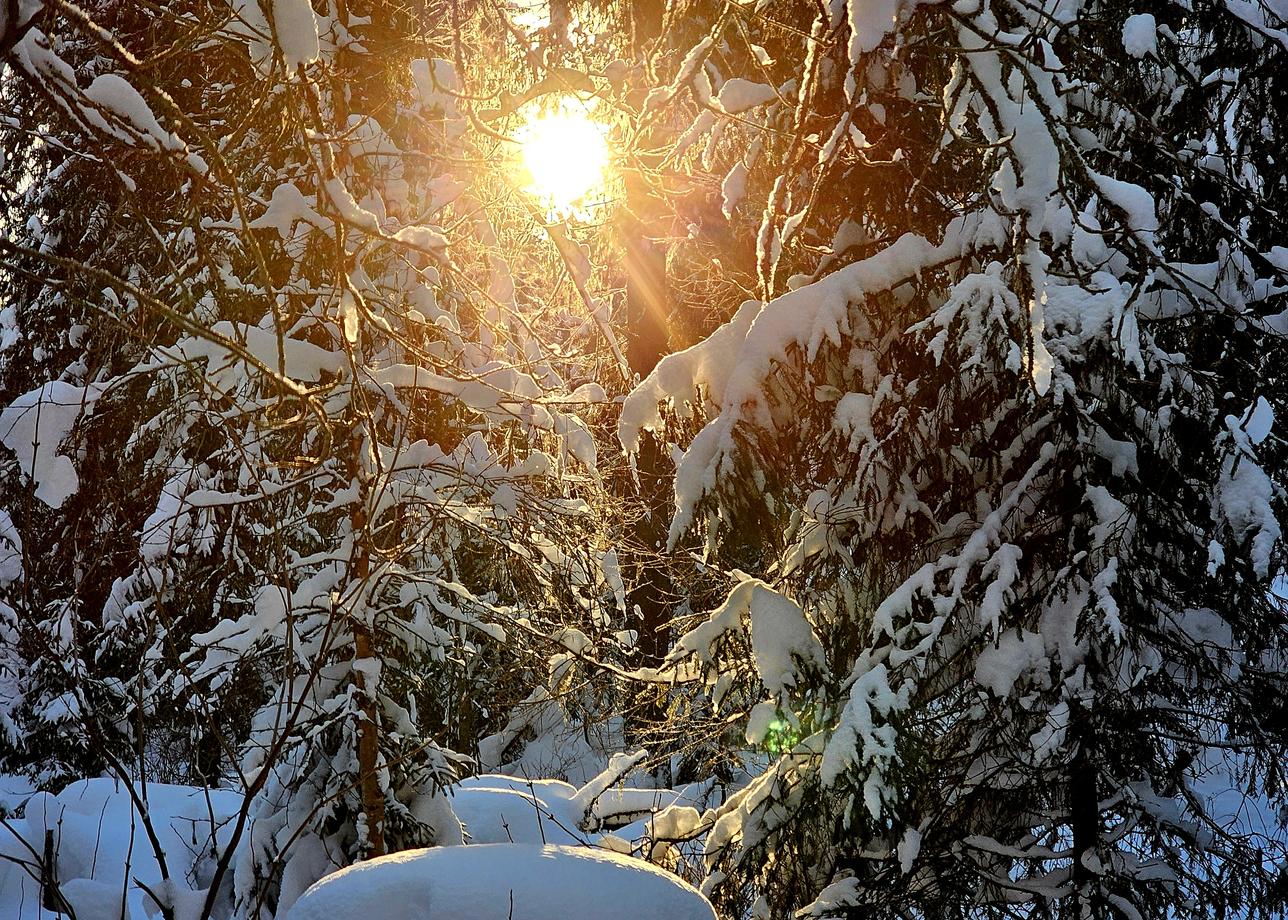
(0, 0, 1286, 917)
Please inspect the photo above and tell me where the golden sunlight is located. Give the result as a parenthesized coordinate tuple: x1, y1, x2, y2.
(515, 96, 610, 219)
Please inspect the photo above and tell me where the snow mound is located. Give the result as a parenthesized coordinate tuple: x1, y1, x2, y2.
(450, 784, 585, 845)
(287, 843, 716, 920)
(0, 777, 243, 920)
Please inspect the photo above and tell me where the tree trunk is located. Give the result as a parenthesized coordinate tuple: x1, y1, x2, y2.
(41, 829, 58, 911)
(1069, 710, 1099, 910)
(353, 622, 386, 858)
(621, 0, 673, 678)
(350, 432, 386, 858)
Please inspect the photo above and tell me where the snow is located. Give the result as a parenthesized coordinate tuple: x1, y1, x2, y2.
(648, 225, 963, 542)
(4, 0, 1286, 912)
(0, 305, 20, 353)
(1222, 0, 1288, 51)
(1089, 169, 1159, 248)
(747, 585, 826, 694)
(250, 182, 328, 237)
(369, 363, 542, 416)
(139, 468, 198, 561)
(897, 827, 921, 873)
(1089, 424, 1139, 478)
(1121, 13, 1158, 58)
(410, 59, 461, 116)
(287, 844, 716, 920)
(0, 772, 719, 919)
(0, 509, 21, 584)
(457, 775, 580, 799)
(803, 877, 862, 915)
(270, 0, 320, 71)
(715, 79, 777, 114)
(0, 0, 40, 36)
(978, 543, 1023, 634)
(847, 0, 908, 78)
(1228, 396, 1274, 447)
(1246, 397, 1275, 445)
(819, 662, 908, 818)
(164, 320, 344, 389)
(1190, 752, 1285, 841)
(82, 74, 184, 152)
(647, 36, 713, 113)
(721, 161, 748, 219)
(589, 780, 715, 832)
(1216, 452, 1280, 578)
(618, 300, 761, 454)
(477, 690, 626, 785)
(0, 775, 35, 815)
(324, 177, 381, 231)
(974, 629, 1047, 697)
(228, 0, 272, 69)
(0, 381, 106, 509)
(570, 751, 650, 820)
(0, 778, 243, 920)
(669, 579, 825, 695)
(393, 224, 449, 255)
(450, 784, 586, 845)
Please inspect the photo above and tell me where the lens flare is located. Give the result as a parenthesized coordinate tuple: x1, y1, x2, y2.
(516, 97, 610, 219)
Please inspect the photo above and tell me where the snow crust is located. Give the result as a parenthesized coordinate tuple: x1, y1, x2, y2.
(287, 843, 716, 920)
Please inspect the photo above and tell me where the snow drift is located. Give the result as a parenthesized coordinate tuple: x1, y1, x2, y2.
(286, 843, 716, 920)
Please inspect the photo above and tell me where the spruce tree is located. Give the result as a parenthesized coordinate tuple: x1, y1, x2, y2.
(620, 0, 1288, 916)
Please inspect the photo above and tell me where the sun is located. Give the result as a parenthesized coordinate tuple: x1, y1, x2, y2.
(515, 96, 610, 219)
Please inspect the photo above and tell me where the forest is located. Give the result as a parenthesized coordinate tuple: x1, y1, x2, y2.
(0, 0, 1285, 918)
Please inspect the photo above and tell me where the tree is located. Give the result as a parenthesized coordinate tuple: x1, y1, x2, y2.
(1, 2, 632, 916)
(620, 0, 1288, 916)
(3, 1, 1285, 919)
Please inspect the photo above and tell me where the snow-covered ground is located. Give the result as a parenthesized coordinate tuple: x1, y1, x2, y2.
(1, 761, 1278, 919)
(0, 769, 718, 920)
(0, 778, 243, 920)
(287, 844, 715, 920)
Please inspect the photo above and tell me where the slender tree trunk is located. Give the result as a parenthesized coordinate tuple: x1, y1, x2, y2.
(41, 830, 58, 911)
(353, 623, 386, 857)
(1069, 709, 1099, 913)
(350, 434, 386, 857)
(623, 0, 673, 680)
